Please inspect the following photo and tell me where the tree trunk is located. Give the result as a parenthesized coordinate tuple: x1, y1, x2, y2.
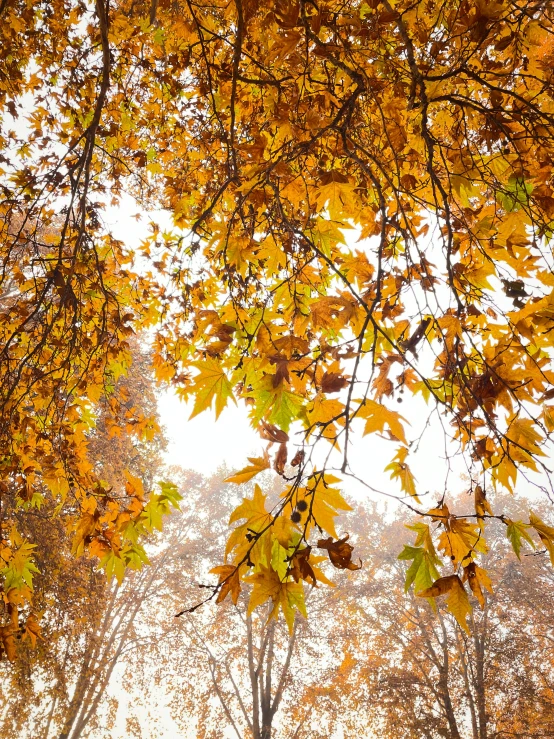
(473, 608, 488, 739)
(437, 612, 462, 739)
(57, 638, 95, 739)
(457, 631, 479, 739)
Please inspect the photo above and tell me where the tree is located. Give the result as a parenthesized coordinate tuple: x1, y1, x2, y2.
(122, 469, 335, 739)
(2, 0, 554, 634)
(307, 495, 554, 739)
(0, 342, 172, 737)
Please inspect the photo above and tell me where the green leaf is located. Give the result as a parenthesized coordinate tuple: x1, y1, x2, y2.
(101, 551, 126, 584)
(253, 380, 304, 433)
(157, 480, 182, 508)
(505, 519, 535, 559)
(398, 545, 440, 594)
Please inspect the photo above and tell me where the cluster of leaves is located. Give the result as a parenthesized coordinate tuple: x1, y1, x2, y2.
(211, 465, 354, 631)
(1, 0, 554, 640)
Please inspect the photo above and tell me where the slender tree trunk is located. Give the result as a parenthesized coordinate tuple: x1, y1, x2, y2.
(437, 613, 462, 739)
(246, 616, 261, 739)
(57, 639, 95, 739)
(259, 621, 274, 739)
(457, 631, 479, 739)
(473, 608, 488, 739)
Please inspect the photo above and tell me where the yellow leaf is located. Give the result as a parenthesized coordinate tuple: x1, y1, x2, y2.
(245, 566, 306, 632)
(446, 576, 472, 633)
(309, 476, 352, 538)
(438, 517, 487, 565)
(211, 565, 241, 605)
(225, 451, 271, 484)
(358, 398, 408, 443)
(418, 574, 472, 632)
(384, 447, 419, 502)
(463, 562, 493, 608)
(474, 485, 492, 530)
(529, 511, 554, 566)
(189, 359, 236, 419)
(229, 484, 270, 527)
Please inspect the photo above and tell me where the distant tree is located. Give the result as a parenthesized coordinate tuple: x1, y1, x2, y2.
(308, 495, 554, 739)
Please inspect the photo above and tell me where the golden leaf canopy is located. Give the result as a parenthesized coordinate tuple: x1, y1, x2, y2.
(1, 0, 554, 637)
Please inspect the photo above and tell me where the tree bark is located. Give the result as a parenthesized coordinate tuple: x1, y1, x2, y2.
(473, 607, 488, 739)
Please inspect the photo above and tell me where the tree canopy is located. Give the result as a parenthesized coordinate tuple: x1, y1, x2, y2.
(1, 0, 554, 644)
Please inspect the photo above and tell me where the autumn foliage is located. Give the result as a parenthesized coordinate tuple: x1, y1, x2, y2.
(1, 0, 554, 647)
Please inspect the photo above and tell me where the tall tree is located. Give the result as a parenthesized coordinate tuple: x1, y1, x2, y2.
(0, 344, 174, 737)
(1, 0, 554, 632)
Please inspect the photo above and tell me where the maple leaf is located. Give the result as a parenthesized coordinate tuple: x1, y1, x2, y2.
(1, 537, 40, 592)
(315, 173, 357, 221)
(226, 485, 272, 563)
(462, 562, 493, 608)
(211, 565, 241, 605)
(305, 394, 345, 443)
(245, 566, 307, 632)
(21, 612, 43, 648)
(529, 512, 554, 566)
(100, 551, 126, 584)
(506, 417, 545, 469)
(398, 545, 441, 594)
(317, 535, 361, 571)
(229, 484, 270, 528)
(474, 485, 492, 530)
(417, 575, 472, 633)
(320, 371, 349, 394)
(273, 443, 288, 475)
(225, 451, 271, 484)
(289, 547, 317, 586)
(252, 380, 304, 434)
(438, 517, 487, 565)
(0, 625, 17, 663)
(308, 475, 353, 539)
(505, 518, 535, 559)
(358, 398, 408, 443)
(385, 447, 419, 502)
(189, 359, 236, 420)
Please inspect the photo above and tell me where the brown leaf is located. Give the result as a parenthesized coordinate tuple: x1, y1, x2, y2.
(274, 0, 299, 28)
(378, 9, 400, 23)
(401, 318, 431, 357)
(320, 371, 349, 394)
(290, 449, 305, 467)
(289, 546, 317, 586)
(462, 562, 491, 607)
(317, 535, 361, 571)
(259, 421, 289, 444)
(270, 356, 290, 388)
(417, 574, 459, 598)
(274, 442, 288, 475)
(22, 613, 42, 648)
(0, 626, 17, 662)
